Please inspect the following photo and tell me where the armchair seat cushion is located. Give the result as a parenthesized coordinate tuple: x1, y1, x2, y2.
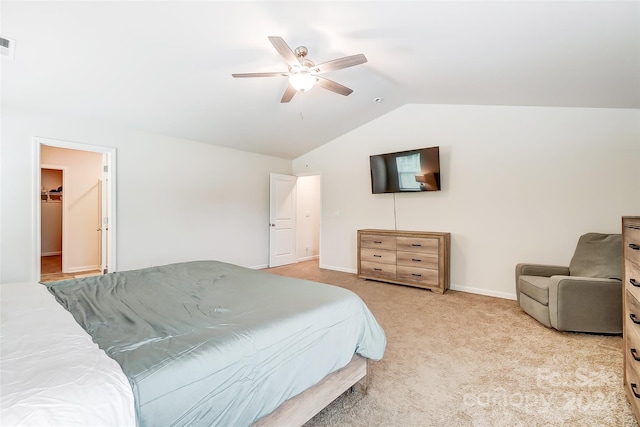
(518, 275, 550, 305)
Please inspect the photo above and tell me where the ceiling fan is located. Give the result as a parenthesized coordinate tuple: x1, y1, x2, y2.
(232, 36, 368, 103)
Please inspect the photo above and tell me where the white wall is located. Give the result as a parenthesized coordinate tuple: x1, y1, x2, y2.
(296, 175, 321, 261)
(292, 104, 640, 299)
(0, 107, 292, 283)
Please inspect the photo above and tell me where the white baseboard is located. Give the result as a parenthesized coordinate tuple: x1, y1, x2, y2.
(250, 263, 269, 270)
(318, 265, 517, 300)
(252, 256, 319, 270)
(319, 263, 357, 274)
(450, 284, 517, 300)
(74, 272, 103, 278)
(258, 261, 517, 301)
(41, 251, 62, 256)
(65, 264, 100, 274)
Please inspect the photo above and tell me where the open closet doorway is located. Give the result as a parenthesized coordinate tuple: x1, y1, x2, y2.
(295, 175, 321, 263)
(268, 173, 321, 268)
(40, 166, 65, 281)
(35, 137, 117, 282)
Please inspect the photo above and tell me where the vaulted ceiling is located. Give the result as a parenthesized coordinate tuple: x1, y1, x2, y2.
(2, 1, 639, 159)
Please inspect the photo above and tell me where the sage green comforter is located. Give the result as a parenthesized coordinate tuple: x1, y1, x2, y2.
(46, 260, 386, 426)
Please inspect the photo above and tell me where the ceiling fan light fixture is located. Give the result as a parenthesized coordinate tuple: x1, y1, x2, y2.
(288, 72, 317, 92)
(232, 36, 367, 103)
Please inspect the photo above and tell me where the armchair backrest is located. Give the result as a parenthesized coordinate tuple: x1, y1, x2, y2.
(569, 233, 622, 279)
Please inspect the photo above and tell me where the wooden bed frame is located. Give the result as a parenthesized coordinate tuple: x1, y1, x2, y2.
(253, 355, 369, 426)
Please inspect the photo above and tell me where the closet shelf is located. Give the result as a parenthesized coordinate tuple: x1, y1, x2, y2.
(41, 192, 63, 202)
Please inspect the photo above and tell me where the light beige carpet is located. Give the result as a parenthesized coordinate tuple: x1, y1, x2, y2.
(265, 260, 638, 427)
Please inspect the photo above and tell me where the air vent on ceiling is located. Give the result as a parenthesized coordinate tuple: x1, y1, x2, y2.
(0, 35, 16, 59)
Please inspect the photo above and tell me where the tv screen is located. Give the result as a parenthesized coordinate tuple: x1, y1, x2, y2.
(370, 146, 441, 194)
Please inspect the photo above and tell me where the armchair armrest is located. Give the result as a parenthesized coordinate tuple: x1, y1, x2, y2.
(515, 264, 570, 303)
(516, 263, 570, 280)
(548, 276, 622, 334)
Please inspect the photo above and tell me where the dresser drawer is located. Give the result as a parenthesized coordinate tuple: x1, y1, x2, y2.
(397, 236, 438, 254)
(625, 225, 640, 261)
(626, 355, 640, 409)
(627, 259, 640, 302)
(626, 289, 640, 350)
(397, 251, 438, 269)
(625, 297, 640, 379)
(361, 261, 396, 281)
(360, 234, 396, 251)
(624, 288, 640, 320)
(397, 265, 438, 286)
(361, 248, 396, 265)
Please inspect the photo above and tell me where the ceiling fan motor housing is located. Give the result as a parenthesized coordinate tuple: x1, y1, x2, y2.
(294, 46, 308, 59)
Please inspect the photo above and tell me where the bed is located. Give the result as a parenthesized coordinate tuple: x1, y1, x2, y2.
(1, 260, 386, 426)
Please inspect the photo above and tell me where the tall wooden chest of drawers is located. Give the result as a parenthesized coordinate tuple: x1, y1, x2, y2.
(357, 229, 450, 294)
(623, 216, 640, 422)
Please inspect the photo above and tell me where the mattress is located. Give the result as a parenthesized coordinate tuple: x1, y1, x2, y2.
(3, 261, 386, 426)
(0, 281, 136, 426)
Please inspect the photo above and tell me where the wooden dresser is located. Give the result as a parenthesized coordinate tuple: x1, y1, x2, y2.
(623, 216, 640, 421)
(357, 229, 450, 293)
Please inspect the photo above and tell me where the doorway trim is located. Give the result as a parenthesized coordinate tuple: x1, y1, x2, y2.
(33, 136, 117, 281)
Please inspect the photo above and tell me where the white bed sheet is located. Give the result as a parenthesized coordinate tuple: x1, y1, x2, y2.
(0, 281, 136, 427)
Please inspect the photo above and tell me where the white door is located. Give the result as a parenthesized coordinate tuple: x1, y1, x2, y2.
(269, 173, 297, 267)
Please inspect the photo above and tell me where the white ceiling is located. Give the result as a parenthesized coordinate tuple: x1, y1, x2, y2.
(2, 1, 639, 159)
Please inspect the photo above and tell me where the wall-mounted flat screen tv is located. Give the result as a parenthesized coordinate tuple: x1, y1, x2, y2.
(370, 146, 441, 194)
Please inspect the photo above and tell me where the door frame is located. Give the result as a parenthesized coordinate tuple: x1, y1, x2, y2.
(33, 136, 117, 280)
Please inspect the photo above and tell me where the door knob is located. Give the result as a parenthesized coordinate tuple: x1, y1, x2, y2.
(270, 223, 276, 227)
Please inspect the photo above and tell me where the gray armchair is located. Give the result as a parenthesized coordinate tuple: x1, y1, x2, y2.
(515, 233, 622, 334)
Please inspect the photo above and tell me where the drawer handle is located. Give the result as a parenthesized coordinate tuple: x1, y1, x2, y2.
(630, 243, 640, 251)
(373, 254, 382, 257)
(631, 348, 640, 362)
(374, 268, 382, 271)
(631, 278, 640, 287)
(632, 383, 640, 399)
(411, 244, 422, 247)
(411, 273, 422, 277)
(631, 313, 640, 325)
(373, 241, 382, 244)
(412, 258, 422, 262)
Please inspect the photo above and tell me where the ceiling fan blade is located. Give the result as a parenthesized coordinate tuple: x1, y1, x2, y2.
(268, 36, 300, 67)
(232, 72, 286, 78)
(316, 77, 353, 96)
(312, 54, 367, 74)
(281, 85, 297, 103)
